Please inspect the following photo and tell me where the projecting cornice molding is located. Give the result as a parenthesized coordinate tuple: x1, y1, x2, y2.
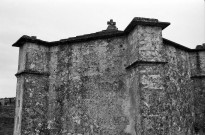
(125, 61, 168, 70)
(15, 70, 50, 77)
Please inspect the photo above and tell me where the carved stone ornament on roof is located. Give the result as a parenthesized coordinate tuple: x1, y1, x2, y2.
(106, 19, 118, 31)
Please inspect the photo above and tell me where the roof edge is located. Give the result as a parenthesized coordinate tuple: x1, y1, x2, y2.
(163, 38, 205, 52)
(163, 38, 191, 51)
(12, 35, 49, 47)
(124, 17, 170, 33)
(13, 18, 203, 53)
(12, 31, 125, 47)
(12, 17, 171, 47)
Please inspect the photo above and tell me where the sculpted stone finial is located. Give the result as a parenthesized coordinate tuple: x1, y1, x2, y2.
(106, 19, 118, 30)
(196, 43, 205, 49)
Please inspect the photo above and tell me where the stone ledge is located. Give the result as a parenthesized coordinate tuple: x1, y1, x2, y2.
(15, 70, 50, 77)
(126, 61, 168, 70)
(191, 48, 205, 52)
(124, 17, 170, 33)
(191, 75, 205, 79)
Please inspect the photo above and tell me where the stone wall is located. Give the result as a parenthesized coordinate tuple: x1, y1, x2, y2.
(190, 50, 205, 134)
(164, 45, 194, 134)
(49, 37, 128, 134)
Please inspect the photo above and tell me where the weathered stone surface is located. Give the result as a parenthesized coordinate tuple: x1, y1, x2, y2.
(191, 51, 205, 134)
(164, 45, 194, 135)
(47, 37, 129, 135)
(12, 17, 205, 135)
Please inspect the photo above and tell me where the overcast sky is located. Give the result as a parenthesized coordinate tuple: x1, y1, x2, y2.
(0, 0, 204, 98)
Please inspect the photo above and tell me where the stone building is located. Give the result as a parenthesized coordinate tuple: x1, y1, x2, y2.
(0, 97, 15, 135)
(0, 97, 15, 106)
(12, 17, 205, 135)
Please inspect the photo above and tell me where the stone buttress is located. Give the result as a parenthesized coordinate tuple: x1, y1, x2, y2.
(14, 41, 50, 135)
(126, 18, 168, 134)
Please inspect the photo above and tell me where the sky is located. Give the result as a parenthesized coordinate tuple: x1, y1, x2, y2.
(0, 0, 204, 98)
